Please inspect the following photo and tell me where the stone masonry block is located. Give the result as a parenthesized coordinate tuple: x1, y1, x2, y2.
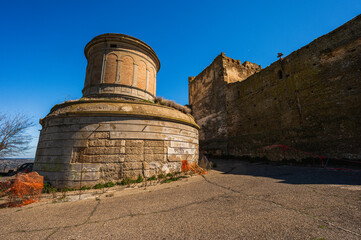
(72, 140, 88, 148)
(84, 147, 105, 155)
(144, 140, 164, 147)
(85, 147, 124, 155)
(106, 154, 125, 162)
(148, 162, 161, 169)
(82, 155, 125, 163)
(144, 147, 165, 154)
(100, 164, 122, 181)
(144, 154, 166, 162)
(80, 155, 104, 163)
(143, 169, 157, 178)
(143, 162, 149, 170)
(88, 139, 106, 147)
(125, 140, 144, 147)
(167, 154, 193, 162)
(122, 170, 143, 179)
(105, 147, 125, 155)
(92, 132, 110, 139)
(168, 147, 196, 155)
(125, 147, 144, 155)
(122, 162, 143, 170)
(125, 154, 144, 162)
(170, 141, 195, 148)
(105, 139, 125, 147)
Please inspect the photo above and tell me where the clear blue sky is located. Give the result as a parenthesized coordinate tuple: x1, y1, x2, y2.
(0, 0, 360, 158)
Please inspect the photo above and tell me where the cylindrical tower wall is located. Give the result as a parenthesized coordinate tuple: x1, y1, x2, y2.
(33, 33, 199, 188)
(34, 100, 199, 188)
(82, 34, 160, 101)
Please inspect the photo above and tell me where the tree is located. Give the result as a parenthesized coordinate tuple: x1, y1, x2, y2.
(0, 113, 34, 158)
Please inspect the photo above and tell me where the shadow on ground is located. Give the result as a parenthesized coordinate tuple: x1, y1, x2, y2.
(210, 158, 361, 185)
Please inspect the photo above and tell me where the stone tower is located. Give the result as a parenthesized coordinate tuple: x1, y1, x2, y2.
(82, 34, 160, 101)
(34, 34, 199, 188)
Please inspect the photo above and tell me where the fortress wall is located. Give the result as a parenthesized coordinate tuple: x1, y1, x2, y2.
(188, 54, 261, 155)
(190, 14, 361, 160)
(225, 15, 361, 160)
(188, 55, 228, 154)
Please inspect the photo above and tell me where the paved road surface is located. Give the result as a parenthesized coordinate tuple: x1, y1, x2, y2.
(0, 159, 360, 239)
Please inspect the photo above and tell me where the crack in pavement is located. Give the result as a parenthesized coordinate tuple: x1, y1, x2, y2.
(12, 198, 103, 237)
(7, 171, 360, 238)
(201, 174, 361, 238)
(45, 227, 59, 240)
(9, 192, 229, 236)
(84, 198, 101, 224)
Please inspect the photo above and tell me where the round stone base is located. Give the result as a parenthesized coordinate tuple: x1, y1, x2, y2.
(34, 99, 199, 188)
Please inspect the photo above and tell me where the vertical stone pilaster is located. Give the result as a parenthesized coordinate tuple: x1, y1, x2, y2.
(153, 73, 157, 96)
(116, 59, 121, 83)
(100, 43, 107, 84)
(132, 63, 138, 87)
(146, 69, 149, 91)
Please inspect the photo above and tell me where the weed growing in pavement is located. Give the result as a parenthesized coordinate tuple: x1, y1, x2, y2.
(164, 177, 179, 183)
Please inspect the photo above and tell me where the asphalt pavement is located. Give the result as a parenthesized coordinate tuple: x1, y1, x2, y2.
(0, 159, 360, 239)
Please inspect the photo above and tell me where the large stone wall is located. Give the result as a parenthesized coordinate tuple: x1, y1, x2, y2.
(189, 14, 361, 160)
(35, 100, 199, 187)
(189, 53, 261, 154)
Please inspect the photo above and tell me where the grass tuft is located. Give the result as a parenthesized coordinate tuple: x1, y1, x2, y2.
(147, 175, 157, 181)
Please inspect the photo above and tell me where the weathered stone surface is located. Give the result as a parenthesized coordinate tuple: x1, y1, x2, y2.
(189, 15, 361, 160)
(125, 140, 144, 147)
(93, 132, 110, 139)
(144, 140, 164, 147)
(122, 162, 143, 170)
(168, 154, 194, 162)
(84, 147, 124, 155)
(125, 147, 144, 155)
(88, 139, 106, 147)
(33, 34, 200, 188)
(143, 169, 156, 178)
(167, 147, 196, 155)
(99, 163, 122, 181)
(144, 154, 166, 162)
(79, 155, 125, 163)
(122, 170, 143, 179)
(144, 147, 166, 154)
(83, 33, 159, 101)
(124, 154, 143, 162)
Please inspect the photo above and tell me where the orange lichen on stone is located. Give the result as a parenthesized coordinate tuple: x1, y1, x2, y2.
(181, 160, 207, 175)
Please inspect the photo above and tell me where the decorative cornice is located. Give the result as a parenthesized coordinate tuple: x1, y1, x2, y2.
(84, 33, 161, 72)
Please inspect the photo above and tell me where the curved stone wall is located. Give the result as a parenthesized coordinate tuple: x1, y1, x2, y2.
(34, 33, 198, 188)
(82, 34, 160, 101)
(34, 100, 199, 187)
